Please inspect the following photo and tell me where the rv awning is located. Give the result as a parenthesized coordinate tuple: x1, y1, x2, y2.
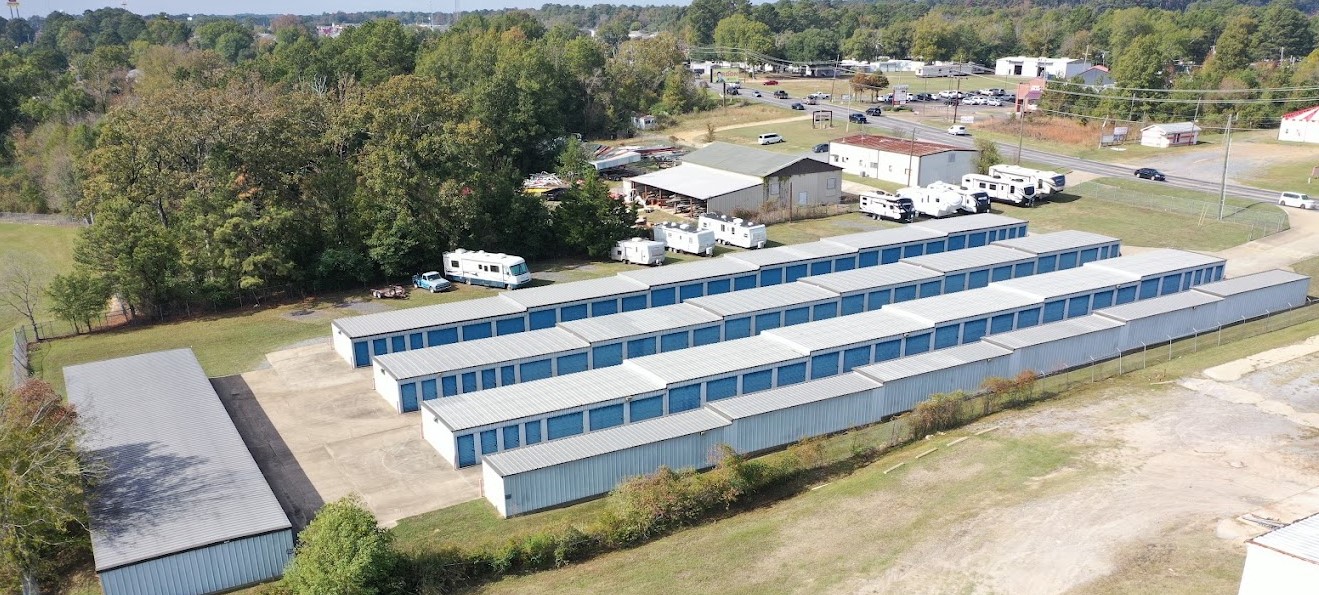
(629, 164, 761, 200)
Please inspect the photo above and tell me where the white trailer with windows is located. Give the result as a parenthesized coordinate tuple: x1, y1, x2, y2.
(988, 164, 1066, 195)
(652, 222, 716, 256)
(962, 174, 1037, 206)
(698, 212, 767, 249)
(443, 249, 532, 289)
(926, 181, 990, 214)
(858, 191, 915, 222)
(611, 238, 666, 265)
(896, 186, 961, 218)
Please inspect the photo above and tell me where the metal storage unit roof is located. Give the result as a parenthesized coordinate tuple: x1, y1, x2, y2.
(1084, 248, 1223, 277)
(760, 310, 928, 353)
(1249, 512, 1319, 565)
(822, 226, 943, 250)
(423, 366, 665, 431)
(1093, 291, 1221, 321)
(885, 286, 1039, 326)
(685, 282, 838, 316)
(498, 276, 649, 309)
(624, 336, 806, 384)
(902, 245, 1034, 273)
(991, 267, 1138, 301)
(725, 241, 854, 268)
(908, 213, 1025, 234)
(559, 303, 721, 343)
(993, 230, 1119, 255)
(483, 408, 731, 476)
(1192, 269, 1310, 297)
(798, 262, 940, 294)
(618, 257, 757, 286)
(855, 342, 1012, 382)
(984, 314, 1124, 349)
(333, 295, 525, 338)
(64, 349, 291, 572)
(707, 373, 881, 419)
(375, 328, 589, 379)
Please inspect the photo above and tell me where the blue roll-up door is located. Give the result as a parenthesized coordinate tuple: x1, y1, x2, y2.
(875, 340, 902, 362)
(462, 322, 492, 341)
(1068, 296, 1090, 317)
(706, 376, 738, 401)
(457, 435, 476, 467)
(591, 299, 618, 317)
(707, 279, 731, 295)
(725, 317, 752, 339)
(902, 244, 924, 258)
(963, 318, 987, 342)
(990, 313, 1014, 334)
(947, 235, 966, 251)
(353, 342, 370, 367)
(810, 353, 839, 379)
(592, 344, 623, 368)
(1043, 300, 1067, 322)
(734, 275, 758, 290)
(834, 256, 856, 271)
(926, 240, 947, 254)
(1160, 274, 1180, 295)
(461, 372, 477, 393)
(622, 295, 647, 311)
(651, 287, 677, 306)
(1117, 285, 1138, 304)
(812, 303, 838, 320)
(679, 282, 704, 301)
(1037, 255, 1057, 273)
(785, 307, 810, 326)
(557, 353, 588, 374)
(760, 268, 784, 286)
(755, 312, 781, 332)
(1014, 262, 1034, 277)
(366, 338, 382, 358)
(400, 383, 418, 412)
(481, 369, 496, 390)
(409, 333, 424, 350)
(843, 346, 871, 371)
(501, 366, 516, 385)
(627, 337, 656, 358)
(480, 430, 498, 454)
(502, 426, 520, 449)
(528, 310, 557, 330)
(990, 266, 1011, 283)
(668, 385, 702, 412)
(881, 247, 902, 264)
(867, 290, 891, 310)
(520, 359, 552, 382)
(968, 270, 990, 288)
(1079, 248, 1099, 264)
(1093, 290, 1114, 309)
(442, 376, 458, 397)
(842, 295, 866, 315)
(630, 396, 664, 421)
(905, 333, 931, 355)
(808, 261, 830, 276)
(945, 273, 966, 293)
(427, 328, 458, 347)
(1193, 269, 1203, 285)
(693, 326, 721, 346)
(742, 369, 773, 393)
(496, 318, 525, 335)
(422, 379, 438, 400)
(968, 231, 987, 247)
(919, 281, 942, 298)
(776, 362, 807, 386)
(589, 404, 625, 430)
(859, 250, 879, 268)
(934, 325, 959, 349)
(561, 304, 588, 322)
(660, 332, 689, 352)
(524, 421, 542, 444)
(1017, 308, 1040, 328)
(1139, 279, 1159, 299)
(894, 285, 917, 302)
(547, 412, 584, 440)
(1059, 252, 1078, 270)
(391, 336, 406, 352)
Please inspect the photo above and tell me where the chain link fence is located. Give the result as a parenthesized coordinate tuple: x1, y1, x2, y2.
(1080, 182, 1290, 241)
(0, 212, 87, 226)
(12, 327, 30, 388)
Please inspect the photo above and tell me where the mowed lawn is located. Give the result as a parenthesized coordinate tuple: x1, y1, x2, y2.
(0, 222, 80, 382)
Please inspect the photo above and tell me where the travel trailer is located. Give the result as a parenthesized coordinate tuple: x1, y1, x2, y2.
(442, 250, 533, 289)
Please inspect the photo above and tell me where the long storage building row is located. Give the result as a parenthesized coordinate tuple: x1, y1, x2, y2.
(374, 231, 1122, 412)
(333, 215, 1031, 367)
(479, 269, 1311, 516)
(423, 249, 1227, 468)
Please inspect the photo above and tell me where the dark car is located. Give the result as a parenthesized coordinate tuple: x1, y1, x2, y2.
(812, 143, 829, 153)
(790, 102, 805, 110)
(773, 90, 789, 99)
(1134, 167, 1166, 181)
(849, 113, 867, 124)
(865, 106, 883, 116)
(727, 87, 740, 95)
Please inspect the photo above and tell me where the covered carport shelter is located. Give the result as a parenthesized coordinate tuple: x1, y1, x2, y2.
(627, 164, 763, 214)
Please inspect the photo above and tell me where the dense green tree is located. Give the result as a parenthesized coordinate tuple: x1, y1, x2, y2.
(327, 19, 418, 86)
(685, 0, 750, 45)
(784, 27, 839, 62)
(713, 13, 774, 62)
(1257, 0, 1315, 61)
(841, 28, 884, 61)
(909, 14, 955, 61)
(1210, 15, 1258, 72)
(47, 272, 110, 332)
(194, 20, 255, 63)
(282, 496, 400, 595)
(554, 172, 636, 259)
(1113, 35, 1170, 90)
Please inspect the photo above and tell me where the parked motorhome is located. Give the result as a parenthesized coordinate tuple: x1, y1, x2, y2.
(611, 238, 666, 266)
(926, 181, 991, 214)
(698, 212, 768, 249)
(961, 174, 1037, 206)
(896, 186, 961, 218)
(652, 222, 716, 256)
(443, 250, 533, 289)
(858, 191, 915, 222)
(988, 164, 1066, 196)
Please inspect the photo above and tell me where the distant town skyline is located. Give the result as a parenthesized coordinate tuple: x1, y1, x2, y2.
(11, 0, 690, 18)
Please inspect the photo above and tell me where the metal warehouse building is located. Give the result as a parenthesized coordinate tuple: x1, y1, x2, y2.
(64, 349, 293, 595)
(627, 142, 844, 214)
(708, 373, 883, 454)
(993, 230, 1121, 271)
(855, 342, 1013, 416)
(1239, 512, 1319, 595)
(985, 315, 1125, 375)
(1191, 269, 1309, 323)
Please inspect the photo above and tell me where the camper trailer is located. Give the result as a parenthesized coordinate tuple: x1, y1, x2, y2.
(652, 222, 716, 256)
(442, 250, 533, 289)
(988, 164, 1066, 196)
(858, 191, 915, 222)
(926, 181, 991, 214)
(698, 212, 768, 249)
(897, 186, 961, 218)
(961, 174, 1037, 207)
(611, 238, 666, 266)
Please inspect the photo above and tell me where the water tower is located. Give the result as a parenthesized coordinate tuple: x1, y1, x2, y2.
(7, 0, 19, 19)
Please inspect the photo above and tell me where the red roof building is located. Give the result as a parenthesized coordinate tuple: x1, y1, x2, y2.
(828, 134, 977, 187)
(1280, 106, 1319, 144)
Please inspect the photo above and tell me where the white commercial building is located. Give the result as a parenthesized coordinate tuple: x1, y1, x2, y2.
(1279, 105, 1319, 144)
(995, 56, 1092, 79)
(1140, 122, 1202, 148)
(1239, 512, 1319, 595)
(829, 134, 977, 187)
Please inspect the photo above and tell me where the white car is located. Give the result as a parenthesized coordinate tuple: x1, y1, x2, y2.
(947, 125, 970, 136)
(984, 98, 1003, 107)
(808, 92, 831, 100)
(1278, 191, 1319, 209)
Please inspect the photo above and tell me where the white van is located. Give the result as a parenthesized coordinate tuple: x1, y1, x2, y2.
(757, 133, 784, 145)
(1278, 191, 1318, 209)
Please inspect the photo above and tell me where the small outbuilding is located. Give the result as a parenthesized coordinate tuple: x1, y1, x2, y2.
(1140, 122, 1201, 148)
(995, 56, 1091, 79)
(1278, 105, 1319, 144)
(627, 142, 842, 215)
(828, 134, 977, 187)
(1239, 512, 1319, 595)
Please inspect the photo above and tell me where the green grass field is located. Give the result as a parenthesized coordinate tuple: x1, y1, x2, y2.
(1241, 159, 1319, 193)
(1293, 254, 1319, 295)
(0, 222, 80, 384)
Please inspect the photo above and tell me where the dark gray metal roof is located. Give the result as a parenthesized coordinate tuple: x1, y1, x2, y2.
(798, 262, 941, 295)
(1249, 512, 1319, 565)
(499, 276, 650, 309)
(685, 282, 838, 317)
(681, 141, 805, 177)
(1192, 269, 1309, 297)
(332, 295, 525, 339)
(854, 342, 1012, 382)
(706, 373, 881, 419)
(483, 409, 731, 476)
(993, 230, 1119, 255)
(376, 328, 589, 379)
(64, 349, 291, 571)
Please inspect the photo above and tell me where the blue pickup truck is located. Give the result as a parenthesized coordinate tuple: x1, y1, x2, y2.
(412, 271, 453, 293)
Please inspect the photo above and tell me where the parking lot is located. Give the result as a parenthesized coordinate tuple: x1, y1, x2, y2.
(214, 340, 482, 528)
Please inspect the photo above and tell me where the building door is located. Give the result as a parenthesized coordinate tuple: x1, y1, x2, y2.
(353, 342, 370, 367)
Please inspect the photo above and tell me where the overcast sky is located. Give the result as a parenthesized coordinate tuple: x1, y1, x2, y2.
(20, 0, 687, 17)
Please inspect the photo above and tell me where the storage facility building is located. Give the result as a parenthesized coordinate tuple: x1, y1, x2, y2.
(1278, 105, 1319, 144)
(1238, 512, 1319, 595)
(1190, 269, 1309, 323)
(707, 373, 883, 455)
(992, 230, 1121, 271)
(984, 314, 1125, 375)
(626, 142, 843, 214)
(64, 349, 293, 595)
(855, 342, 1013, 416)
(1140, 122, 1202, 148)
(828, 134, 977, 187)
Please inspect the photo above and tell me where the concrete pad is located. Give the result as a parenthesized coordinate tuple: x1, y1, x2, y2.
(1203, 335, 1319, 382)
(216, 342, 483, 530)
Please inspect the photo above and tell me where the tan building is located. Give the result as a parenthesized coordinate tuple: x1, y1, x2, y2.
(626, 142, 842, 215)
(828, 134, 977, 187)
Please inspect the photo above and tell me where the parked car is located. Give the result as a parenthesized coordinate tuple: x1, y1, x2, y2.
(849, 113, 867, 124)
(812, 143, 830, 153)
(727, 87, 740, 95)
(963, 95, 984, 105)
(1134, 167, 1166, 181)
(412, 271, 453, 293)
(757, 132, 784, 145)
(763, 79, 779, 85)
(752, 90, 762, 97)
(773, 90, 789, 99)
(947, 125, 970, 136)
(1278, 191, 1319, 209)
(943, 98, 961, 106)
(984, 98, 1003, 107)
(865, 106, 883, 116)
(790, 102, 805, 110)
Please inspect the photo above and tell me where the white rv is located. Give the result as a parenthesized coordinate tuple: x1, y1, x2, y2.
(858, 190, 915, 222)
(961, 174, 1037, 207)
(442, 250, 533, 289)
(652, 222, 716, 256)
(897, 186, 961, 218)
(611, 238, 666, 266)
(698, 212, 768, 249)
(926, 181, 991, 214)
(988, 164, 1066, 196)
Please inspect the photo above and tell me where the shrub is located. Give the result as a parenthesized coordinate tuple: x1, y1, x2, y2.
(912, 391, 965, 437)
(281, 496, 401, 595)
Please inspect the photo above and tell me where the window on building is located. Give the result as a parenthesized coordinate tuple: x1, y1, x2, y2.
(826, 177, 837, 189)
(769, 181, 780, 195)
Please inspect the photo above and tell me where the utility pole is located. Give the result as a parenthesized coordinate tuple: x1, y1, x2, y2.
(1218, 112, 1235, 221)
(829, 53, 840, 100)
(951, 77, 962, 124)
(1015, 104, 1026, 165)
(906, 128, 917, 186)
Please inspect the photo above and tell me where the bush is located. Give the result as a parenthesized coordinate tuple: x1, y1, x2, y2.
(281, 496, 401, 595)
(912, 391, 965, 437)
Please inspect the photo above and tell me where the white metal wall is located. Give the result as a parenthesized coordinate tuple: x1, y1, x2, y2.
(869, 355, 1013, 417)
(1205, 278, 1309, 324)
(991, 327, 1124, 376)
(714, 388, 881, 454)
(915, 151, 977, 187)
(374, 362, 402, 410)
(1237, 543, 1319, 595)
(422, 411, 458, 469)
(1104, 303, 1221, 351)
(331, 324, 354, 365)
(98, 530, 293, 595)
